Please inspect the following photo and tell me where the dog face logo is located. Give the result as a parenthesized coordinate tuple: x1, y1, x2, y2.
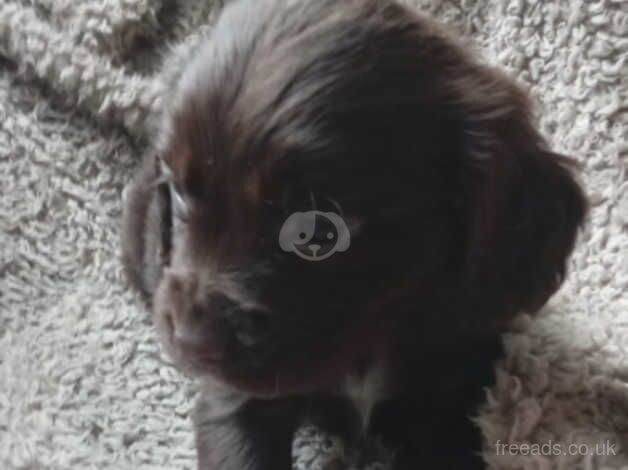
(279, 211, 351, 261)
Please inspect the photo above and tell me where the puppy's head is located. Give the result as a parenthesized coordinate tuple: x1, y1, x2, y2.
(152, 0, 586, 396)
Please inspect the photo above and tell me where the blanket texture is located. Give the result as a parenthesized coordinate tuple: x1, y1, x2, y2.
(1, 0, 627, 469)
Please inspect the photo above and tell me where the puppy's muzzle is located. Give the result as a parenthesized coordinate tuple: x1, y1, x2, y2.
(159, 271, 275, 361)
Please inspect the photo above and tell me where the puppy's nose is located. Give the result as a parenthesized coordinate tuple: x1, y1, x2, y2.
(230, 309, 273, 348)
(164, 271, 199, 322)
(162, 272, 225, 359)
(173, 308, 225, 360)
(166, 269, 197, 294)
(308, 244, 321, 255)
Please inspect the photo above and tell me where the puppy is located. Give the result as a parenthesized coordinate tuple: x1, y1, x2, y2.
(122, 0, 587, 468)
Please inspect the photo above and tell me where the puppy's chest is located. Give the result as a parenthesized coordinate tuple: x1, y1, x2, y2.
(341, 360, 392, 430)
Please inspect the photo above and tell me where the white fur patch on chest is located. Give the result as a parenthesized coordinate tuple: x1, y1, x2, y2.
(198, 378, 250, 421)
(343, 360, 391, 430)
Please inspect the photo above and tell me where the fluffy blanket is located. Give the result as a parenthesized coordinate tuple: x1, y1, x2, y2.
(1, 0, 627, 469)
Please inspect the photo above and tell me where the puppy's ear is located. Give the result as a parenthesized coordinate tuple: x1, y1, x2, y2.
(459, 72, 587, 318)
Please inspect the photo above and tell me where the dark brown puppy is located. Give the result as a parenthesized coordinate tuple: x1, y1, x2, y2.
(122, 0, 587, 468)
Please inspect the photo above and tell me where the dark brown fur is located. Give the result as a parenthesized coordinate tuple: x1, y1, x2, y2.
(122, 0, 587, 468)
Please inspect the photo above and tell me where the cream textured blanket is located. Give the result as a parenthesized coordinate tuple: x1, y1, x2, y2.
(1, 0, 627, 469)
